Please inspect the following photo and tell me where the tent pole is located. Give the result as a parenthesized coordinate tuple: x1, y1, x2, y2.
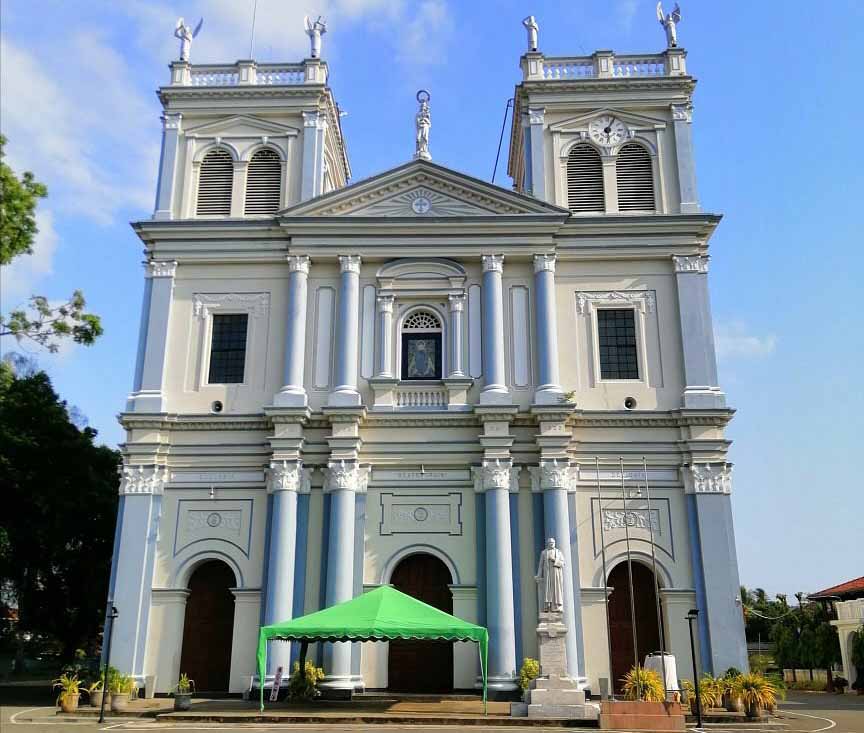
(299, 640, 308, 680)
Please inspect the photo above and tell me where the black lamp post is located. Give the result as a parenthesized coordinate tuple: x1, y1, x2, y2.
(686, 609, 702, 728)
(98, 605, 119, 724)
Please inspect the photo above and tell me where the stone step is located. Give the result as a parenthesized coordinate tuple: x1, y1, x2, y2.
(528, 688, 587, 705)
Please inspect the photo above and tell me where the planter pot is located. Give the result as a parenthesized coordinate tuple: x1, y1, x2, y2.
(110, 694, 131, 712)
(59, 694, 80, 713)
(745, 701, 760, 719)
(724, 694, 743, 713)
(174, 693, 193, 711)
(89, 690, 110, 708)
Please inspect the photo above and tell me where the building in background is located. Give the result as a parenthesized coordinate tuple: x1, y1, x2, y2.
(811, 577, 864, 692)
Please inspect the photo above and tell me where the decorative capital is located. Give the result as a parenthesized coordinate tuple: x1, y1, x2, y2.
(472, 460, 521, 493)
(324, 460, 370, 493)
(339, 255, 361, 274)
(287, 255, 310, 274)
(119, 463, 168, 496)
(267, 460, 311, 494)
(682, 462, 733, 495)
(673, 255, 709, 274)
(161, 113, 182, 131)
(533, 254, 556, 273)
(482, 254, 504, 273)
(376, 294, 394, 313)
(671, 103, 693, 123)
(528, 107, 545, 126)
(146, 260, 177, 279)
(302, 110, 325, 129)
(448, 293, 465, 312)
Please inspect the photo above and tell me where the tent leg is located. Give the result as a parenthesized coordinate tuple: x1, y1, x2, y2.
(299, 641, 308, 680)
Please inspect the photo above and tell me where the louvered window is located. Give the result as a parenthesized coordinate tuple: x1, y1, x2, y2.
(196, 149, 234, 215)
(566, 145, 605, 213)
(616, 143, 655, 212)
(244, 149, 282, 214)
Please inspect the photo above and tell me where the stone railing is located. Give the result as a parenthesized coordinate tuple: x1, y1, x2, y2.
(523, 48, 687, 82)
(835, 598, 864, 621)
(169, 59, 327, 88)
(395, 385, 448, 409)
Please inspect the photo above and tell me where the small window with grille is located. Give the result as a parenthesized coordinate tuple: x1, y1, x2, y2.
(401, 310, 443, 380)
(244, 149, 282, 214)
(196, 149, 234, 216)
(566, 144, 605, 213)
(208, 313, 248, 384)
(616, 143, 655, 212)
(597, 309, 639, 380)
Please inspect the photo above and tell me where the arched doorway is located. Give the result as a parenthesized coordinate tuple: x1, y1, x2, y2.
(387, 553, 454, 692)
(608, 561, 662, 692)
(179, 560, 236, 692)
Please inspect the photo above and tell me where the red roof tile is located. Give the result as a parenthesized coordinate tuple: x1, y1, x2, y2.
(809, 576, 864, 599)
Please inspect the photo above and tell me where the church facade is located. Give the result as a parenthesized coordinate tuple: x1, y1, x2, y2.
(109, 28, 747, 697)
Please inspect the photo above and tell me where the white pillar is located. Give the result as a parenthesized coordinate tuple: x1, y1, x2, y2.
(533, 254, 563, 404)
(376, 294, 394, 378)
(480, 255, 510, 404)
(450, 586, 479, 689)
(229, 589, 262, 693)
(153, 113, 182, 221)
(448, 293, 466, 378)
(146, 589, 189, 695)
(275, 256, 310, 407)
(527, 107, 546, 201)
(329, 255, 362, 406)
(301, 111, 327, 201)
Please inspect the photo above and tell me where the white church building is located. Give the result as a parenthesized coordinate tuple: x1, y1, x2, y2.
(108, 19, 748, 696)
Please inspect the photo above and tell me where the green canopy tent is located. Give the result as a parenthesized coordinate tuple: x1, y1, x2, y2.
(256, 585, 488, 712)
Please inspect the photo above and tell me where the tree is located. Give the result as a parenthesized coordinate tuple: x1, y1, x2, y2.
(0, 360, 119, 661)
(0, 135, 102, 351)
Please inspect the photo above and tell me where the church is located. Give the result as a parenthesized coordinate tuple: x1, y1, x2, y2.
(108, 14, 748, 697)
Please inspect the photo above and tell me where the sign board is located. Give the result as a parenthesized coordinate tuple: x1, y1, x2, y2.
(269, 666, 283, 702)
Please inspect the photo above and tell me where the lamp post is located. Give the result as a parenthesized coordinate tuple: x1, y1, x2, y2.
(686, 609, 702, 728)
(98, 605, 119, 724)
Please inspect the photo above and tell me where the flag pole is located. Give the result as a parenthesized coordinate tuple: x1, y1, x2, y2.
(643, 456, 668, 701)
(596, 457, 615, 700)
(620, 457, 640, 698)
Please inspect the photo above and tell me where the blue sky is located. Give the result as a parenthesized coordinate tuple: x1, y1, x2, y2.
(1, 1, 862, 599)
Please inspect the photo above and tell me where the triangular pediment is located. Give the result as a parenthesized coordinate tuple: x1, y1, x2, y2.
(186, 115, 299, 138)
(550, 108, 666, 132)
(280, 160, 569, 217)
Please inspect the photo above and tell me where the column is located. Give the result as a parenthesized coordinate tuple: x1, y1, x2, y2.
(301, 110, 327, 201)
(660, 589, 698, 685)
(527, 107, 546, 201)
(673, 256, 725, 409)
(671, 103, 700, 213)
(450, 586, 479, 688)
(153, 113, 181, 221)
(329, 255, 362, 406)
(533, 254, 563, 404)
(263, 461, 307, 673)
(480, 255, 509, 404)
(275, 256, 310, 407)
(375, 294, 394, 378)
(477, 461, 519, 691)
(448, 294, 465, 378)
(127, 261, 176, 413)
(229, 589, 262, 693)
(147, 589, 189, 696)
(107, 464, 167, 686)
(320, 461, 367, 689)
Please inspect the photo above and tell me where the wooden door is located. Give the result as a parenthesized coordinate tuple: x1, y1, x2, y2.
(608, 561, 661, 692)
(179, 561, 236, 692)
(387, 554, 454, 692)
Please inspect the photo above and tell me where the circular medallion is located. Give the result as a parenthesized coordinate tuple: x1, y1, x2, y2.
(411, 196, 432, 214)
(206, 512, 222, 528)
(413, 507, 429, 522)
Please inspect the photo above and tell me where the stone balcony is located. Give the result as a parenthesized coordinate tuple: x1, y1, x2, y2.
(167, 58, 328, 87)
(521, 48, 688, 82)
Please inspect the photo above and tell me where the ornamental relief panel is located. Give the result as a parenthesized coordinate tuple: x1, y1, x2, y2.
(173, 498, 253, 557)
(379, 492, 462, 535)
(590, 497, 674, 559)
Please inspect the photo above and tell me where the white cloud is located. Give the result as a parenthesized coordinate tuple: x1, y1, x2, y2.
(617, 0, 639, 32)
(395, 0, 453, 65)
(715, 321, 777, 360)
(0, 210, 59, 303)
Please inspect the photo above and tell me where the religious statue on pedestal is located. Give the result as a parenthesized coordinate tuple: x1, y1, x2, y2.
(656, 2, 682, 48)
(536, 537, 565, 613)
(174, 17, 203, 62)
(414, 90, 432, 160)
(522, 16, 540, 52)
(304, 16, 327, 59)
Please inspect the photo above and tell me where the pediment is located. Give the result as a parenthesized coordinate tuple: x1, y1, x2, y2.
(281, 160, 569, 217)
(550, 108, 666, 133)
(186, 115, 299, 139)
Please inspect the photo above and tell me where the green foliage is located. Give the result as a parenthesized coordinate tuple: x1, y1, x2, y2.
(108, 673, 134, 695)
(0, 366, 120, 660)
(1, 291, 103, 353)
(748, 653, 771, 674)
(518, 657, 540, 691)
(680, 678, 695, 705)
(52, 672, 81, 704)
(733, 673, 777, 713)
(788, 678, 828, 691)
(850, 626, 864, 668)
(176, 673, 194, 694)
(286, 660, 324, 702)
(698, 674, 723, 708)
(622, 665, 665, 702)
(0, 134, 47, 265)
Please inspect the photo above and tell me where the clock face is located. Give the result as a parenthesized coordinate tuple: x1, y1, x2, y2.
(588, 116, 628, 146)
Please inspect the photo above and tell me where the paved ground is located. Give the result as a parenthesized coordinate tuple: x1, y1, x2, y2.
(2, 691, 862, 732)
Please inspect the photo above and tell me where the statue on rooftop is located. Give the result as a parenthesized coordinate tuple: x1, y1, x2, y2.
(522, 16, 539, 52)
(656, 2, 681, 48)
(304, 15, 327, 59)
(174, 17, 203, 62)
(414, 90, 431, 161)
(536, 537, 566, 613)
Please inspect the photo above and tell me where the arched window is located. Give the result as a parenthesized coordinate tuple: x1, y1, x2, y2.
(401, 310, 443, 380)
(244, 149, 282, 214)
(196, 149, 234, 215)
(616, 143, 655, 212)
(566, 144, 605, 213)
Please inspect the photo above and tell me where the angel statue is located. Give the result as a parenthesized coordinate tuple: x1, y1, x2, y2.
(414, 90, 431, 161)
(522, 16, 539, 52)
(656, 2, 681, 48)
(174, 17, 203, 62)
(304, 15, 327, 59)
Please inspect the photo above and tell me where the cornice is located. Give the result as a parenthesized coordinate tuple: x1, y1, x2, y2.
(118, 413, 271, 431)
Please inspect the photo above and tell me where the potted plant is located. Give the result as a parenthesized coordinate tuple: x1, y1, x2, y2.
(53, 673, 81, 713)
(698, 674, 723, 710)
(286, 660, 325, 703)
(734, 673, 777, 719)
(109, 673, 135, 712)
(86, 680, 104, 708)
(833, 677, 848, 694)
(622, 665, 665, 702)
(173, 673, 195, 711)
(518, 658, 540, 699)
(721, 668, 743, 712)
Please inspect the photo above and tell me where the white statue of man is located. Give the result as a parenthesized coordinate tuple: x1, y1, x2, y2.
(522, 16, 539, 52)
(304, 15, 327, 59)
(414, 90, 431, 160)
(536, 537, 566, 613)
(174, 17, 203, 62)
(656, 2, 681, 48)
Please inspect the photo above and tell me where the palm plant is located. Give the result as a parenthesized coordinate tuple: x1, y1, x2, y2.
(622, 665, 665, 702)
(698, 674, 723, 709)
(733, 673, 777, 718)
(53, 673, 81, 709)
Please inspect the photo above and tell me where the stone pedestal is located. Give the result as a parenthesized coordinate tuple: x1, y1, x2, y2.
(511, 612, 600, 720)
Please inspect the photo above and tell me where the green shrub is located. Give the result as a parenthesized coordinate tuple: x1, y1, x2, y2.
(622, 665, 665, 702)
(518, 658, 540, 691)
(286, 660, 324, 702)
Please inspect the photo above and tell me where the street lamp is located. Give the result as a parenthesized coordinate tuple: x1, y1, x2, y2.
(98, 605, 119, 724)
(686, 609, 702, 728)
